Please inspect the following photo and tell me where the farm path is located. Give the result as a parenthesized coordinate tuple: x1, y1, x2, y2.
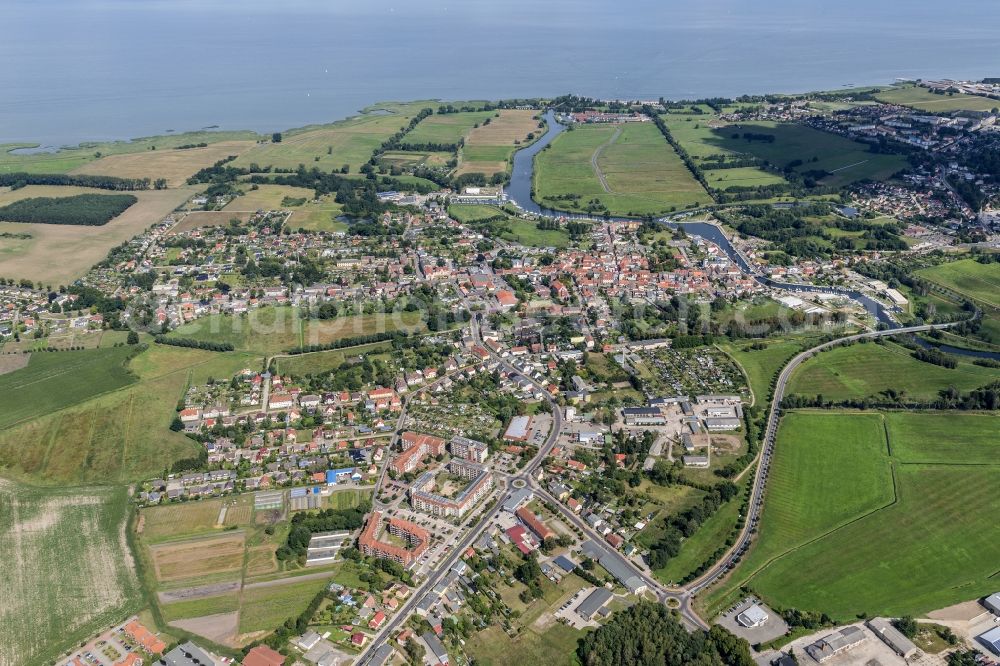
(592, 125, 623, 193)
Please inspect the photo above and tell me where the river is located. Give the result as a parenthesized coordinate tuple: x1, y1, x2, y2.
(504, 111, 1000, 361)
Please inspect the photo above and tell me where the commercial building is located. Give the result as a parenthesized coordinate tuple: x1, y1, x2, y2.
(737, 604, 769, 628)
(503, 415, 532, 442)
(358, 512, 429, 567)
(805, 626, 866, 663)
(979, 626, 1000, 656)
(704, 417, 741, 431)
(867, 618, 917, 659)
(576, 587, 613, 621)
(984, 592, 1000, 615)
(580, 540, 647, 594)
(159, 642, 221, 666)
(622, 407, 666, 426)
(391, 432, 446, 475)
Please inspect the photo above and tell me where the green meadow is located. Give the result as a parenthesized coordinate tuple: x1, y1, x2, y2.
(535, 122, 710, 216)
(702, 410, 1000, 619)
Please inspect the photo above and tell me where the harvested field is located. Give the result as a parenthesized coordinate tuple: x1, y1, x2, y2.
(457, 109, 540, 177)
(0, 185, 195, 285)
(168, 211, 252, 235)
(150, 533, 246, 582)
(246, 546, 279, 577)
(71, 141, 256, 187)
(141, 498, 227, 541)
(0, 481, 139, 666)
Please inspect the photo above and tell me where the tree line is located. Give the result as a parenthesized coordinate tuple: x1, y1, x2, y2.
(154, 336, 235, 352)
(0, 172, 152, 191)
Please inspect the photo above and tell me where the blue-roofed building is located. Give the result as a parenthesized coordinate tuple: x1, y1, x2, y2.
(326, 467, 355, 485)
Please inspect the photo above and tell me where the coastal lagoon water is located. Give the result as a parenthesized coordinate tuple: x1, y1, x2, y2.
(3, 0, 1000, 145)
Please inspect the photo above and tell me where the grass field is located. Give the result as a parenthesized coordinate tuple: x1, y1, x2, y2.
(0, 481, 140, 665)
(274, 341, 392, 377)
(917, 259, 1000, 346)
(0, 130, 259, 175)
(0, 346, 139, 431)
(160, 593, 240, 623)
(917, 259, 1000, 310)
(875, 86, 1000, 113)
(466, 622, 584, 666)
(535, 122, 710, 216)
(405, 110, 495, 146)
(231, 102, 432, 173)
(704, 122, 906, 189)
(702, 411, 1000, 620)
(718, 331, 833, 406)
(651, 478, 749, 585)
(0, 344, 254, 485)
(71, 140, 255, 187)
(457, 109, 540, 176)
(166, 306, 426, 354)
(0, 185, 195, 285)
(238, 577, 333, 633)
(222, 184, 316, 212)
(787, 339, 999, 402)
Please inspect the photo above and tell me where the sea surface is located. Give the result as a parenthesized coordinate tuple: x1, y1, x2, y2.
(3, 0, 1000, 146)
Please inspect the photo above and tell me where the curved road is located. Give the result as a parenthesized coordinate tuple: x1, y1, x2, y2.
(679, 322, 963, 606)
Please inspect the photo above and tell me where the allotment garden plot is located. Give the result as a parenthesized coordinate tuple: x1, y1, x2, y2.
(632, 347, 749, 399)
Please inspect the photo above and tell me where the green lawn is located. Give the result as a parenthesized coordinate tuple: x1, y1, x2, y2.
(0, 482, 140, 664)
(787, 340, 999, 402)
(752, 462, 999, 618)
(161, 593, 240, 622)
(702, 410, 1000, 620)
(0, 346, 139, 431)
(884, 411, 998, 464)
(704, 121, 906, 188)
(876, 86, 1000, 113)
(167, 306, 426, 355)
(239, 577, 333, 633)
(701, 412, 894, 616)
(447, 204, 507, 223)
(719, 331, 831, 406)
(535, 122, 710, 216)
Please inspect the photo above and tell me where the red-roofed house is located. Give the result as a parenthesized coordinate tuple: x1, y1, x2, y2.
(243, 645, 286, 666)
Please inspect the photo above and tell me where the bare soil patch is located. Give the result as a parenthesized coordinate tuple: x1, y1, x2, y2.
(151, 533, 245, 582)
(157, 581, 241, 603)
(169, 611, 240, 646)
(71, 141, 256, 187)
(0, 353, 30, 375)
